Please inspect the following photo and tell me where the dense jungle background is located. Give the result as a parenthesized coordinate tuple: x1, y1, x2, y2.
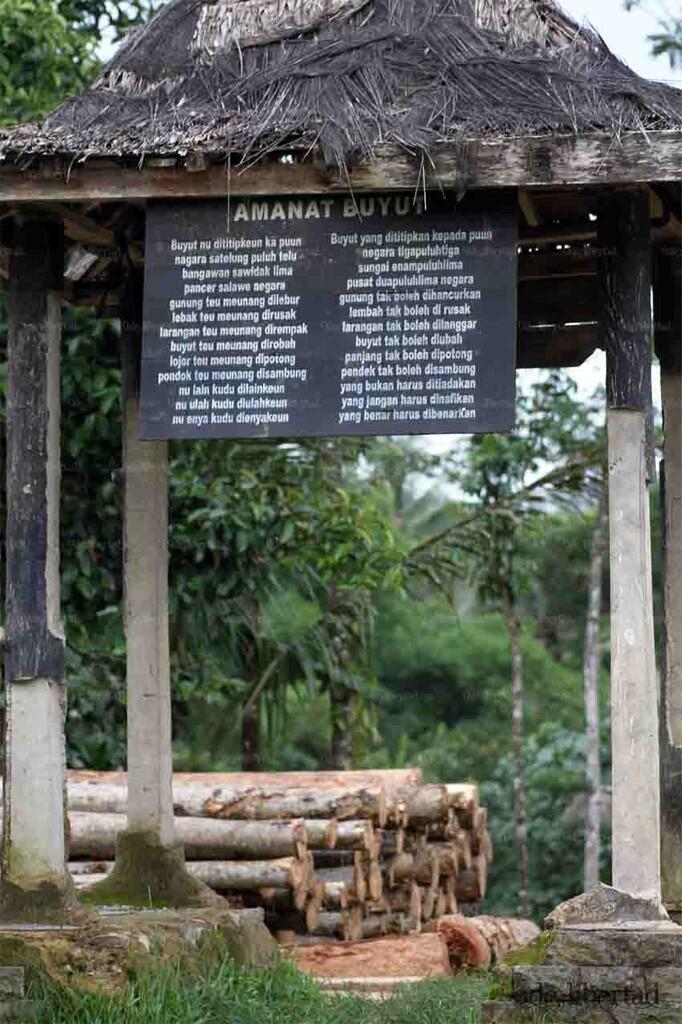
(2, 0, 678, 925)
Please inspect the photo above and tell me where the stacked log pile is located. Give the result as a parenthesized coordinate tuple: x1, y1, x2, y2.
(67, 769, 492, 941)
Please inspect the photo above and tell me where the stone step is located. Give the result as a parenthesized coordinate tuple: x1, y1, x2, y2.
(0, 969, 24, 1000)
(546, 924, 682, 967)
(317, 976, 428, 998)
(481, 999, 682, 1023)
(512, 965, 682, 1003)
(0, 1002, 36, 1022)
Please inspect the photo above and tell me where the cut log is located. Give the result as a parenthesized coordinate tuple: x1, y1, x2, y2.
(67, 811, 308, 861)
(456, 855, 487, 903)
(367, 882, 421, 920)
(292, 932, 452, 980)
(386, 850, 438, 888)
(67, 768, 422, 789)
(367, 860, 383, 902)
(422, 884, 437, 922)
(455, 831, 473, 870)
(328, 820, 374, 852)
(316, 865, 367, 903)
(204, 786, 387, 826)
(187, 857, 307, 894)
(445, 785, 479, 829)
(321, 881, 349, 911)
(432, 914, 492, 970)
(68, 860, 112, 875)
(469, 916, 540, 963)
(243, 886, 308, 914)
(380, 829, 405, 856)
(402, 785, 451, 827)
(73, 872, 109, 890)
(302, 820, 338, 850)
(427, 842, 458, 877)
(359, 913, 415, 939)
(311, 909, 363, 942)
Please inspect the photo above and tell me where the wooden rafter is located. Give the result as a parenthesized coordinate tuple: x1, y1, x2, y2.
(1, 131, 682, 202)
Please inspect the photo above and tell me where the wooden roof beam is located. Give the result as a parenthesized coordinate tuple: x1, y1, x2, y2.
(1, 131, 682, 201)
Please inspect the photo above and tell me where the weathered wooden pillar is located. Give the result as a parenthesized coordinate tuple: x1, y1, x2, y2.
(122, 274, 175, 850)
(89, 272, 213, 907)
(1, 218, 77, 920)
(655, 245, 682, 916)
(599, 190, 661, 903)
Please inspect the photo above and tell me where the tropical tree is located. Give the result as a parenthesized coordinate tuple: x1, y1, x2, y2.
(450, 373, 601, 915)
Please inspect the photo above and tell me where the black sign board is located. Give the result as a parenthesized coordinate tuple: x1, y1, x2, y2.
(140, 193, 517, 439)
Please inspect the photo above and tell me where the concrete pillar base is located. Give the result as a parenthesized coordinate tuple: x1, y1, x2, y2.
(0, 876, 91, 926)
(481, 915, 682, 1023)
(83, 831, 224, 909)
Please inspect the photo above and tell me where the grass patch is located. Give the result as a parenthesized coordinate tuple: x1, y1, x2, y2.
(32, 956, 490, 1024)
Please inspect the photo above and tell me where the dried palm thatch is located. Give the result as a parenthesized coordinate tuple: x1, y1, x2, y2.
(2, 0, 682, 170)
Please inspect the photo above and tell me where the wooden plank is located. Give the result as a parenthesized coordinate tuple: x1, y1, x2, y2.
(5, 218, 65, 682)
(655, 248, 682, 913)
(2, 131, 682, 202)
(601, 189, 661, 903)
(121, 272, 175, 848)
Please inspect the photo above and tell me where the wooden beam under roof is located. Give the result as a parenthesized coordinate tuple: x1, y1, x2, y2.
(1, 131, 682, 201)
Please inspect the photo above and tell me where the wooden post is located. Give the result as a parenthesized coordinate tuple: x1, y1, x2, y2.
(88, 272, 214, 906)
(1, 217, 76, 920)
(599, 190, 661, 903)
(121, 273, 175, 849)
(655, 246, 682, 915)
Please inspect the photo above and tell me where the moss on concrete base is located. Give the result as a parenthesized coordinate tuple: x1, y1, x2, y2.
(0, 875, 93, 926)
(84, 831, 224, 909)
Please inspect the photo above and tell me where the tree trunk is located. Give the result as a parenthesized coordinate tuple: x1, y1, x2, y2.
(241, 693, 261, 772)
(584, 490, 607, 892)
(330, 681, 356, 770)
(501, 583, 529, 918)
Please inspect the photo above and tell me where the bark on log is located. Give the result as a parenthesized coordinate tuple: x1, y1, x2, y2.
(386, 850, 438, 887)
(456, 855, 488, 902)
(67, 768, 418, 791)
(360, 913, 415, 939)
(65, 780, 387, 823)
(303, 820, 338, 850)
(468, 916, 540, 963)
(316, 865, 367, 903)
(431, 915, 492, 970)
(203, 786, 387, 826)
(455, 832, 473, 870)
(186, 857, 307, 893)
(366, 882, 421, 919)
(311, 909, 363, 942)
(445, 785, 479, 829)
(243, 886, 308, 914)
(323, 820, 373, 851)
(321, 881, 349, 910)
(426, 843, 458, 877)
(422, 885, 437, 921)
(67, 811, 308, 860)
(386, 785, 450, 828)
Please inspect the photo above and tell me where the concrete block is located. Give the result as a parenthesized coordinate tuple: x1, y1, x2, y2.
(546, 926, 682, 967)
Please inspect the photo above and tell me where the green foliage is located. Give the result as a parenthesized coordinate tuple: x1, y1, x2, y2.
(0, 0, 96, 123)
(369, 610, 586, 780)
(483, 723, 612, 920)
(624, 1, 682, 67)
(33, 958, 489, 1024)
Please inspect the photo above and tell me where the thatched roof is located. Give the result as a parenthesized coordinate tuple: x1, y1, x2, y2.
(3, 0, 682, 169)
